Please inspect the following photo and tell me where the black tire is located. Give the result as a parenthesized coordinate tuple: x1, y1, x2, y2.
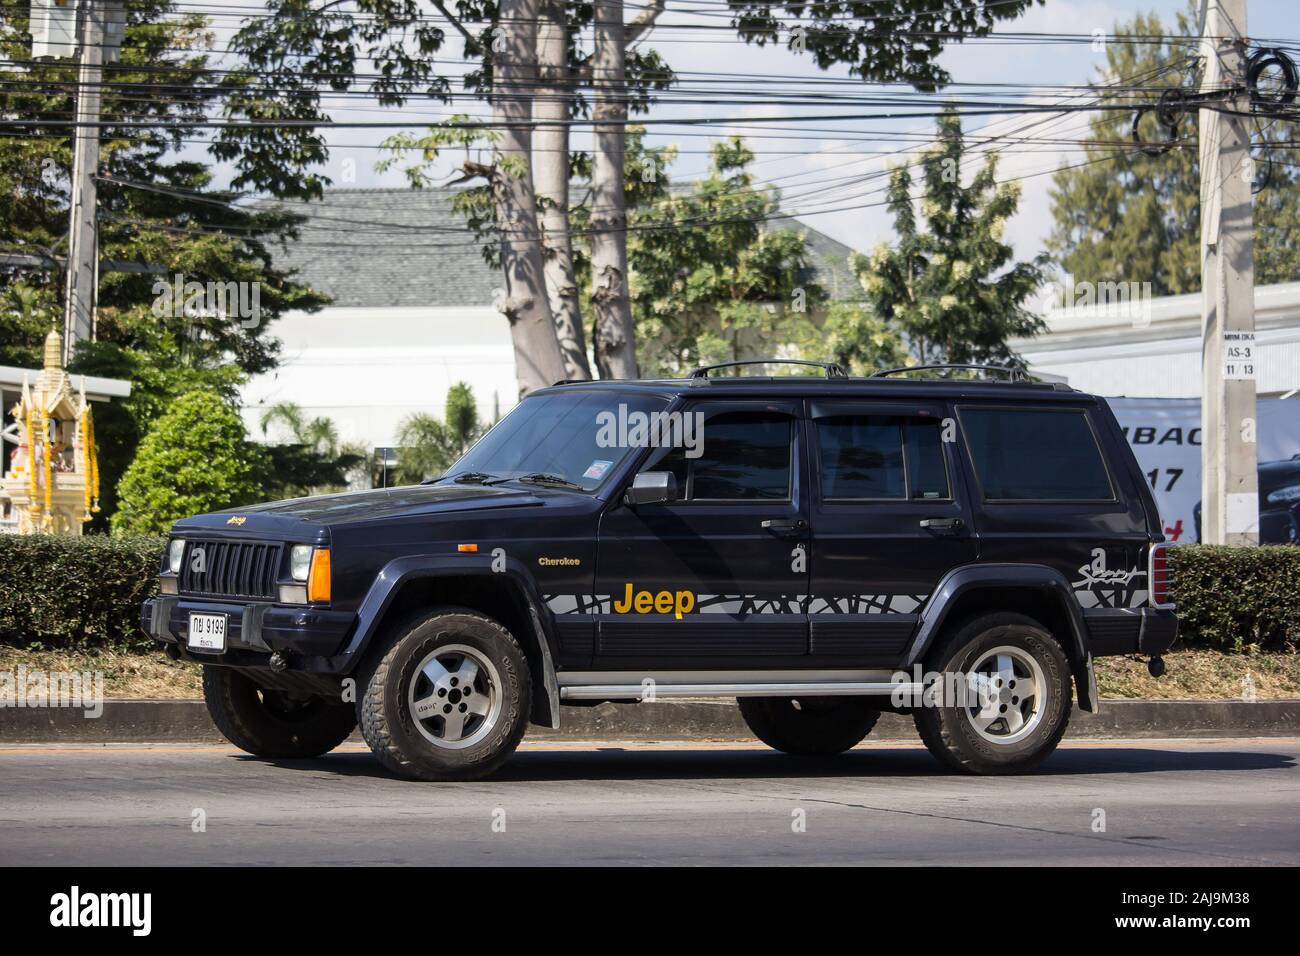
(358, 609, 531, 781)
(202, 667, 357, 758)
(913, 612, 1072, 775)
(737, 696, 881, 756)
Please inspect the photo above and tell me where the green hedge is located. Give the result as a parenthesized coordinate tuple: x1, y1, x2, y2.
(1169, 545, 1300, 653)
(0, 534, 164, 652)
(0, 535, 1296, 655)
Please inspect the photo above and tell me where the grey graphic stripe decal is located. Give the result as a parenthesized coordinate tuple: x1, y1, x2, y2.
(544, 593, 928, 615)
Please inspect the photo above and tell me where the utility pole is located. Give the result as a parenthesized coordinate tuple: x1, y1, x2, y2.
(62, 0, 109, 366)
(1198, 0, 1258, 546)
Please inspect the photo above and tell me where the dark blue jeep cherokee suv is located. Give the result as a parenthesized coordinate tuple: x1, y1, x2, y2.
(142, 361, 1179, 779)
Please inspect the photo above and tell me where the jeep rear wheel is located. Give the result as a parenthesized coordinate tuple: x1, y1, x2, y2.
(358, 609, 531, 781)
(913, 612, 1072, 774)
(738, 696, 881, 755)
(202, 667, 357, 758)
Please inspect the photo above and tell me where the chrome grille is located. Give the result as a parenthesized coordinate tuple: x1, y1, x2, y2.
(179, 539, 281, 600)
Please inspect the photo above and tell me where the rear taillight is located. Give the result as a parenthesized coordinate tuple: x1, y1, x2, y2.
(1149, 543, 1174, 608)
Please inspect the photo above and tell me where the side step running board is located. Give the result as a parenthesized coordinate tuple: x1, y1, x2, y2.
(560, 682, 920, 701)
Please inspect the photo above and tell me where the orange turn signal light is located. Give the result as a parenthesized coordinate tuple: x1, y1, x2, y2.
(457, 543, 478, 553)
(307, 548, 331, 602)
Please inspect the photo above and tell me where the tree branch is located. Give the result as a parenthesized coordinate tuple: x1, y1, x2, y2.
(430, 0, 481, 52)
(624, 0, 666, 46)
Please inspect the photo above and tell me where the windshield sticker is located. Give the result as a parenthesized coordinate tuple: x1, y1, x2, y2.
(583, 460, 613, 480)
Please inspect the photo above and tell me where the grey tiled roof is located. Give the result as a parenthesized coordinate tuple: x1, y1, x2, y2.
(267, 188, 860, 309)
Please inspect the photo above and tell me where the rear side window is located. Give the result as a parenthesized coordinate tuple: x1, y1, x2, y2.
(817, 415, 950, 500)
(961, 407, 1114, 501)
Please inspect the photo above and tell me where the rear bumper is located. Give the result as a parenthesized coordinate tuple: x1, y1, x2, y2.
(142, 597, 356, 671)
(1083, 607, 1179, 657)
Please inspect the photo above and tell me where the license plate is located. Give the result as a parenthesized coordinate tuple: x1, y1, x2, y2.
(187, 613, 227, 652)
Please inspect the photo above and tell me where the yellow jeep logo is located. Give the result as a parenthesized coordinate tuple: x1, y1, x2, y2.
(613, 583, 696, 620)
(225, 516, 247, 526)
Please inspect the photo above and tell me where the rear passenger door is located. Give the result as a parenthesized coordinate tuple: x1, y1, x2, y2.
(956, 403, 1152, 611)
(806, 401, 978, 666)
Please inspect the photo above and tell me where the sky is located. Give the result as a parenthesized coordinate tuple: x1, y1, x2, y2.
(191, 0, 1296, 263)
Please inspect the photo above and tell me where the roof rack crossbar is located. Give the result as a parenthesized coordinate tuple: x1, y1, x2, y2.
(870, 363, 1029, 382)
(689, 359, 848, 381)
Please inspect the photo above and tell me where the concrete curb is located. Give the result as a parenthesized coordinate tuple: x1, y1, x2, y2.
(1, 697, 1297, 743)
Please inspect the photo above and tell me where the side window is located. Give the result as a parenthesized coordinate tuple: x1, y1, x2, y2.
(816, 415, 951, 501)
(642, 410, 792, 501)
(961, 407, 1114, 501)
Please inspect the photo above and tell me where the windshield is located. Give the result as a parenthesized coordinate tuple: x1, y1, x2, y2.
(441, 390, 671, 492)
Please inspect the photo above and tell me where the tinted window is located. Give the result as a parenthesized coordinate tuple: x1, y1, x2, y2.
(643, 411, 792, 501)
(906, 419, 951, 499)
(818, 416, 904, 499)
(817, 415, 951, 500)
(962, 407, 1113, 501)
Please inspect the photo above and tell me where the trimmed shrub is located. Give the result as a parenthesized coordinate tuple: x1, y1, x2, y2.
(112, 390, 267, 535)
(1169, 545, 1300, 652)
(0, 534, 164, 651)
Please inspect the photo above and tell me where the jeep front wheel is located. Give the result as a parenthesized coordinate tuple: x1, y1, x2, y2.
(359, 610, 531, 781)
(738, 696, 881, 755)
(202, 667, 357, 758)
(913, 612, 1072, 774)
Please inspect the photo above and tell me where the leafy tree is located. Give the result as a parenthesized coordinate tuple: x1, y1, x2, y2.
(0, 1, 327, 524)
(805, 303, 911, 376)
(258, 403, 366, 498)
(113, 392, 267, 535)
(856, 109, 1046, 368)
(728, 1, 1041, 91)
(625, 138, 826, 375)
(1047, 7, 1300, 294)
(394, 384, 485, 484)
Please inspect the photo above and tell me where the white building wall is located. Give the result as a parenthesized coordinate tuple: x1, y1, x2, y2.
(1015, 281, 1300, 398)
(241, 305, 518, 448)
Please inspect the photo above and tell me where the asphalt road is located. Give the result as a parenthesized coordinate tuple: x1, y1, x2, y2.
(1, 738, 1297, 866)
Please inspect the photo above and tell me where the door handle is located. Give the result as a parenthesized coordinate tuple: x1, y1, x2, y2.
(920, 517, 964, 536)
(762, 518, 807, 537)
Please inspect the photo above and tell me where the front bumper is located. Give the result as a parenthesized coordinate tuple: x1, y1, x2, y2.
(1083, 607, 1179, 658)
(142, 597, 356, 670)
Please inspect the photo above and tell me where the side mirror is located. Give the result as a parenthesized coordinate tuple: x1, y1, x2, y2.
(624, 471, 678, 507)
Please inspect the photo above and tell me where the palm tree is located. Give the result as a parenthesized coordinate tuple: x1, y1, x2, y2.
(259, 403, 366, 495)
(394, 383, 485, 484)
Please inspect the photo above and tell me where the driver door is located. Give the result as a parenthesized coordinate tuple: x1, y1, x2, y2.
(594, 400, 811, 669)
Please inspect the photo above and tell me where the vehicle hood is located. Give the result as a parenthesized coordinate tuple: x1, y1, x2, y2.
(174, 483, 544, 535)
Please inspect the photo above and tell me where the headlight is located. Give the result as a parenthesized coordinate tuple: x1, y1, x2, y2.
(290, 545, 314, 581)
(167, 539, 186, 574)
(1267, 485, 1300, 505)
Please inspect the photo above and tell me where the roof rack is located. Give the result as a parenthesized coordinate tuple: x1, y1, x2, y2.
(689, 359, 848, 381)
(870, 363, 1029, 383)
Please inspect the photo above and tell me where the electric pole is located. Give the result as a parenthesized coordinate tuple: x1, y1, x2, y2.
(61, 0, 108, 365)
(1198, 0, 1258, 546)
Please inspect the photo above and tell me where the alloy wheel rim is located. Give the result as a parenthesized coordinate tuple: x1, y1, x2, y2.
(407, 644, 502, 750)
(962, 645, 1047, 745)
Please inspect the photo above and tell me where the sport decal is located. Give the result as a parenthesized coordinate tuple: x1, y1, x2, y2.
(1071, 548, 1148, 609)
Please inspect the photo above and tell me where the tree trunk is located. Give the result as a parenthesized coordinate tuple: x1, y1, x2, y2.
(494, 0, 567, 395)
(535, 0, 591, 380)
(589, 0, 639, 379)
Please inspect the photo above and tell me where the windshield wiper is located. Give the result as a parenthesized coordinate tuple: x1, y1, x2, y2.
(506, 473, 584, 490)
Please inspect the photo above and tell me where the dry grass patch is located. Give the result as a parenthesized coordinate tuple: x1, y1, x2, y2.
(1096, 648, 1300, 700)
(0, 646, 201, 698)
